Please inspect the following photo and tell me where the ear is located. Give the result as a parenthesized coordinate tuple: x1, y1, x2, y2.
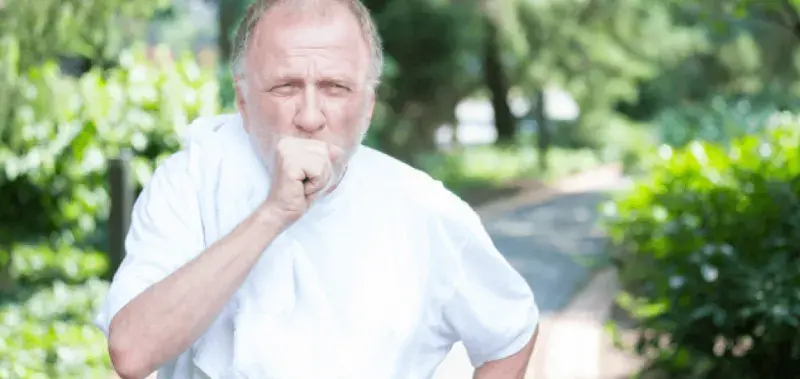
(363, 88, 376, 130)
(367, 88, 376, 117)
(234, 76, 250, 131)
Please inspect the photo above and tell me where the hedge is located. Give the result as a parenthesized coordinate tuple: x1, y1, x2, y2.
(602, 112, 800, 378)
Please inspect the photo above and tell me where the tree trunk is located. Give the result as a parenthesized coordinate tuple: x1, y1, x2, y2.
(535, 90, 550, 172)
(483, 17, 516, 144)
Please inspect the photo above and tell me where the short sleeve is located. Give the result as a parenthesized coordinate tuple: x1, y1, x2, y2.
(94, 151, 205, 337)
(442, 209, 539, 368)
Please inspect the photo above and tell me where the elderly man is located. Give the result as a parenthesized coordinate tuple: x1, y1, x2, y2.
(95, 0, 539, 378)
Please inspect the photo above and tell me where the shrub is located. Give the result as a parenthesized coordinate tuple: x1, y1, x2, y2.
(0, 244, 111, 378)
(0, 44, 220, 244)
(5, 243, 107, 288)
(595, 115, 658, 175)
(601, 113, 800, 378)
(0, 44, 219, 378)
(654, 95, 787, 148)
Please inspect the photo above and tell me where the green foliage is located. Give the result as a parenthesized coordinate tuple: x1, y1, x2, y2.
(419, 145, 605, 194)
(595, 116, 659, 175)
(5, 244, 107, 288)
(362, 0, 485, 157)
(511, 0, 705, 149)
(0, 47, 219, 378)
(0, 280, 111, 378)
(655, 95, 784, 148)
(542, 113, 657, 176)
(0, 2, 214, 376)
(0, 44, 220, 244)
(629, 0, 800, 121)
(673, 0, 800, 32)
(0, 0, 168, 70)
(601, 113, 800, 378)
(0, 242, 112, 378)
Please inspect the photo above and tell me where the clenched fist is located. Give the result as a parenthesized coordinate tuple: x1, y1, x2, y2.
(262, 137, 345, 226)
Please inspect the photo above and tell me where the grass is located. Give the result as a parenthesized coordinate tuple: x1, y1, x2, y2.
(417, 144, 608, 201)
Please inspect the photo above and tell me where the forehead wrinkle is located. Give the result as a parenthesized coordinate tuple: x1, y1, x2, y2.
(249, 57, 360, 92)
(244, 0, 371, 86)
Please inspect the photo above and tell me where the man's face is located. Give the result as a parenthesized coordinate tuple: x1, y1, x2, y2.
(235, 3, 375, 171)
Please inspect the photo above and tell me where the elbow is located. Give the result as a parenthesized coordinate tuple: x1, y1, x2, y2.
(108, 324, 155, 379)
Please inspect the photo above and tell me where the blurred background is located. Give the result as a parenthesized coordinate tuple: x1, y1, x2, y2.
(1, 0, 799, 378)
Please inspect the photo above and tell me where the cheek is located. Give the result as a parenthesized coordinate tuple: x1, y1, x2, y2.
(248, 95, 295, 131)
(329, 98, 368, 131)
(242, 98, 279, 152)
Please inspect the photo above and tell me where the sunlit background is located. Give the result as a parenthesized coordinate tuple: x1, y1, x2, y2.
(1, 0, 799, 378)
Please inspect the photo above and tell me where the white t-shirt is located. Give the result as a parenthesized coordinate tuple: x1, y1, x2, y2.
(95, 114, 539, 379)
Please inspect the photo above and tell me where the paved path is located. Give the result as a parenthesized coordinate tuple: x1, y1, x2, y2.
(433, 165, 639, 379)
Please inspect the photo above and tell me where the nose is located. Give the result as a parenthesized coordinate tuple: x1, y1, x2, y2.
(294, 86, 325, 133)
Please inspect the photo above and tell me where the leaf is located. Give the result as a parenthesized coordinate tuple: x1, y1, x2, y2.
(604, 112, 800, 375)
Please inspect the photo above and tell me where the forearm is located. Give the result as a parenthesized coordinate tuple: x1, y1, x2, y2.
(473, 326, 539, 379)
(108, 206, 285, 379)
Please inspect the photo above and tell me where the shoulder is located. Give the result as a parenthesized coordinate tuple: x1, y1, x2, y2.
(180, 113, 243, 148)
(180, 113, 250, 169)
(147, 113, 250, 187)
(353, 146, 484, 238)
(354, 147, 465, 208)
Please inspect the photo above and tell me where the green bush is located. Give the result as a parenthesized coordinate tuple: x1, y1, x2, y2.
(5, 243, 107, 288)
(0, 44, 220, 244)
(594, 115, 658, 175)
(0, 279, 111, 379)
(654, 95, 788, 148)
(0, 244, 111, 378)
(601, 113, 800, 378)
(0, 44, 219, 378)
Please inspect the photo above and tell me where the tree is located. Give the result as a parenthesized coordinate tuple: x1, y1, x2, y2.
(0, 0, 168, 72)
(496, 0, 703, 165)
(0, 0, 168, 292)
(361, 0, 485, 162)
(680, 0, 800, 39)
(483, 15, 516, 144)
(625, 0, 800, 121)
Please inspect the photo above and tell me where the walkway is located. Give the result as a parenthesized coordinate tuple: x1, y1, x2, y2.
(433, 165, 642, 379)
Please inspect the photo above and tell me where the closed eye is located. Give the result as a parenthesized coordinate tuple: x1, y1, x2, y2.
(321, 81, 352, 95)
(268, 82, 300, 95)
(270, 83, 294, 90)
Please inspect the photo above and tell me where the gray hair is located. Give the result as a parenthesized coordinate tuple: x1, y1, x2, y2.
(230, 0, 384, 89)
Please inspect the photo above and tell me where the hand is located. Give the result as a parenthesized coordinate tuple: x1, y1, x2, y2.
(261, 137, 344, 226)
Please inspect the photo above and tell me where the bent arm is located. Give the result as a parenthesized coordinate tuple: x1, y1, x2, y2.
(473, 325, 539, 379)
(438, 192, 540, 379)
(107, 206, 285, 379)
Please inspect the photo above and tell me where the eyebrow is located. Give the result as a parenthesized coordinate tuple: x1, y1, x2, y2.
(269, 73, 358, 85)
